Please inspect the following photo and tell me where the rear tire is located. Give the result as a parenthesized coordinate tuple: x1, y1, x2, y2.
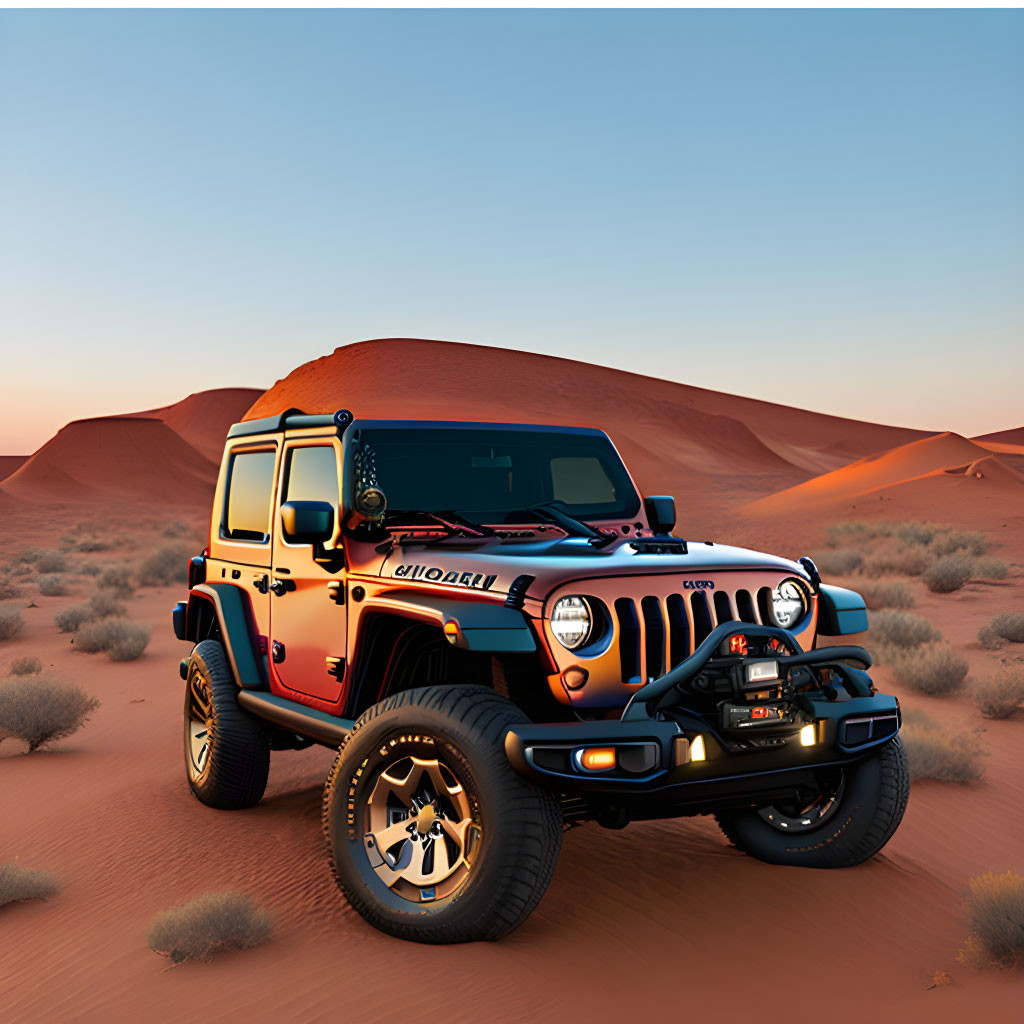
(184, 639, 270, 810)
(322, 685, 562, 943)
(715, 736, 909, 868)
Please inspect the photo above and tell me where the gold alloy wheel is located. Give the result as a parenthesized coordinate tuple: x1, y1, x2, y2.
(186, 670, 212, 780)
(362, 754, 481, 904)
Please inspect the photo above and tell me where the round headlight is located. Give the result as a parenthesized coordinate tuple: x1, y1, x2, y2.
(770, 579, 809, 630)
(550, 596, 593, 650)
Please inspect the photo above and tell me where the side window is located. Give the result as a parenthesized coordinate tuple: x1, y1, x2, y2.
(283, 445, 340, 513)
(550, 456, 617, 506)
(223, 449, 277, 542)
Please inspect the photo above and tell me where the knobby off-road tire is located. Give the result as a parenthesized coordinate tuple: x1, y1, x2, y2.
(322, 685, 563, 944)
(715, 735, 909, 868)
(184, 639, 270, 810)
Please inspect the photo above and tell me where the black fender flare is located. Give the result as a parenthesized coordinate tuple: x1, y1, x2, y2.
(358, 589, 536, 653)
(183, 583, 265, 689)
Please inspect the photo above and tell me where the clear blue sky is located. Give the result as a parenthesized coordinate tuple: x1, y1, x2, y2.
(2, 9, 1022, 453)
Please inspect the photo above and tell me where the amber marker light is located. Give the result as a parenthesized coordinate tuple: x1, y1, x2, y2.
(443, 620, 460, 645)
(799, 723, 816, 746)
(690, 735, 706, 762)
(577, 747, 616, 771)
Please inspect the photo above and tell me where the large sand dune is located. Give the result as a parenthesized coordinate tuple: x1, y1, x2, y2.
(0, 455, 27, 483)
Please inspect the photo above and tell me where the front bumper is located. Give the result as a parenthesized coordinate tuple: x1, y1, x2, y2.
(505, 622, 901, 813)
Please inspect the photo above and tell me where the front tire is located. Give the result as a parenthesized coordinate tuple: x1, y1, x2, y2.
(322, 685, 563, 943)
(715, 736, 909, 868)
(184, 640, 270, 810)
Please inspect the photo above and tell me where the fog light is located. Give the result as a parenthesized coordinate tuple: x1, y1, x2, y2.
(799, 723, 816, 746)
(747, 661, 779, 684)
(690, 735, 706, 762)
(576, 747, 616, 772)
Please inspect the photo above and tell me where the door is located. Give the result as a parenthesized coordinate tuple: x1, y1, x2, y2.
(269, 440, 347, 707)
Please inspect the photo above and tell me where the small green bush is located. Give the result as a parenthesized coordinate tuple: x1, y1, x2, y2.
(812, 549, 863, 576)
(923, 555, 974, 593)
(37, 576, 66, 597)
(0, 675, 100, 752)
(75, 619, 150, 661)
(0, 863, 59, 905)
(869, 610, 941, 652)
(146, 892, 272, 964)
(974, 667, 1024, 720)
(0, 607, 25, 642)
(9, 656, 42, 676)
(890, 643, 969, 696)
(977, 612, 1024, 650)
(959, 872, 1024, 969)
(138, 544, 191, 587)
(34, 551, 67, 574)
(857, 580, 915, 610)
(901, 713, 985, 783)
(97, 566, 136, 597)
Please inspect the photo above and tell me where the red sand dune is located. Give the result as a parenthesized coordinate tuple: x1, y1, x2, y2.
(128, 388, 262, 463)
(742, 431, 1024, 516)
(974, 425, 1024, 446)
(0, 455, 27, 483)
(243, 338, 927, 516)
(0, 417, 218, 506)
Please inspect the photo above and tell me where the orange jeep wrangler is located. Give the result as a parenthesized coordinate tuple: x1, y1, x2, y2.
(173, 411, 907, 943)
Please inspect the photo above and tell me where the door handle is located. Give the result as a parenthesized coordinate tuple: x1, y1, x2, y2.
(253, 575, 269, 594)
(269, 578, 296, 596)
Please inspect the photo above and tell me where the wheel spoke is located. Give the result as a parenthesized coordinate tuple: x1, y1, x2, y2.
(373, 818, 415, 853)
(378, 764, 419, 806)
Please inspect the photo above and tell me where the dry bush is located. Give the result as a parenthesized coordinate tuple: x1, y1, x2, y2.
(958, 872, 1024, 969)
(0, 863, 59, 906)
(75, 620, 150, 661)
(901, 713, 985, 783)
(54, 604, 94, 633)
(931, 530, 988, 557)
(88, 592, 126, 619)
(0, 675, 100, 752)
(12, 564, 33, 578)
(9, 656, 42, 676)
(974, 667, 1024, 720)
(146, 892, 272, 964)
(79, 564, 101, 577)
(77, 538, 110, 552)
(811, 549, 863, 576)
(15, 547, 43, 565)
(857, 580, 915, 610)
(972, 557, 1009, 581)
(0, 607, 25, 642)
(922, 554, 974, 593)
(860, 540, 931, 577)
(37, 576, 66, 597)
(34, 551, 68, 574)
(0, 580, 21, 600)
(978, 612, 1024, 650)
(890, 643, 969, 696)
(97, 566, 136, 597)
(869, 610, 941, 652)
(138, 544, 191, 587)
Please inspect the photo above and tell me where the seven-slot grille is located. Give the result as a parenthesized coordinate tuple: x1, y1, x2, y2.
(613, 586, 774, 685)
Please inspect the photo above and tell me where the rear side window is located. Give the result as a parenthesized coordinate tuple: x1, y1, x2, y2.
(284, 446, 339, 513)
(223, 449, 277, 542)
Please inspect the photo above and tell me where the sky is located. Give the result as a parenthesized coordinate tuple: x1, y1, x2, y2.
(1, 9, 1022, 454)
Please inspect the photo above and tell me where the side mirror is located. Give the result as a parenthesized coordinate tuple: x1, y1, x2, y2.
(644, 495, 676, 536)
(281, 500, 335, 545)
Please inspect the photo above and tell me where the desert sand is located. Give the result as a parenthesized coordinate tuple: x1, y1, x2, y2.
(2, 339, 1022, 1022)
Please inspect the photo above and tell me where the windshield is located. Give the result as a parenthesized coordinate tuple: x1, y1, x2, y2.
(348, 426, 640, 525)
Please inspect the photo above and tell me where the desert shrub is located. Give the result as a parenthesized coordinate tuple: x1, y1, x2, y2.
(75, 619, 150, 661)
(12, 564, 33, 578)
(146, 892, 272, 964)
(0, 863, 59, 906)
(890, 643, 969, 696)
(137, 544, 191, 587)
(54, 604, 94, 633)
(972, 557, 1009, 580)
(901, 713, 985, 783)
(36, 576, 66, 597)
(0, 675, 100, 752)
(97, 566, 136, 597)
(0, 580, 21, 600)
(958, 872, 1024, 969)
(869, 610, 941, 652)
(812, 549, 863, 576)
(931, 530, 988, 557)
(88, 592, 126, 619)
(34, 551, 67, 574)
(15, 547, 43, 565)
(974, 667, 1024, 720)
(9, 656, 42, 676)
(857, 580, 915, 610)
(923, 555, 974, 593)
(0, 607, 25, 642)
(860, 541, 931, 577)
(78, 564, 101, 577)
(77, 539, 110, 552)
(978, 612, 1024, 650)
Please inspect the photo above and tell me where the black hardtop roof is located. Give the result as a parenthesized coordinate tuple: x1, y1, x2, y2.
(227, 410, 609, 441)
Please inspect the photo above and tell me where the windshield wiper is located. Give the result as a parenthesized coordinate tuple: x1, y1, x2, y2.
(383, 509, 495, 539)
(520, 502, 615, 547)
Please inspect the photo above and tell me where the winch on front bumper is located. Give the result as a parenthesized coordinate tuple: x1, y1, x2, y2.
(504, 622, 900, 814)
